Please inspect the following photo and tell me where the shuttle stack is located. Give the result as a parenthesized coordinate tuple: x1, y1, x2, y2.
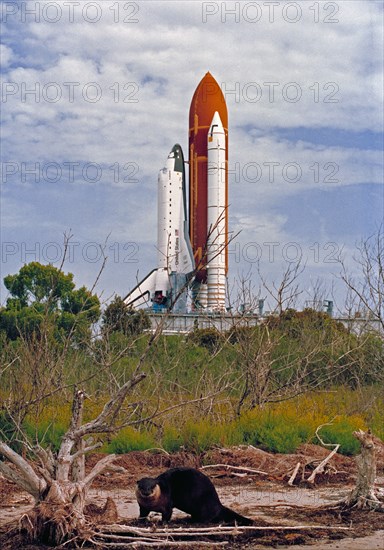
(124, 73, 229, 313)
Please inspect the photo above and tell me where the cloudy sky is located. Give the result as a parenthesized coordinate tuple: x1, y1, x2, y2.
(1, 0, 383, 312)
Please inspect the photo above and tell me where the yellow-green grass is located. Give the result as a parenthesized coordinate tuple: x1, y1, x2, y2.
(2, 387, 381, 456)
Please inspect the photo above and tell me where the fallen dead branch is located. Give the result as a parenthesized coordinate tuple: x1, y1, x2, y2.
(201, 464, 268, 476)
(91, 542, 228, 548)
(307, 445, 340, 484)
(88, 523, 353, 548)
(288, 462, 301, 486)
(96, 523, 351, 536)
(88, 523, 353, 549)
(304, 419, 340, 484)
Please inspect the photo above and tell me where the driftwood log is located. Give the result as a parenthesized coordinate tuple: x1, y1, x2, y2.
(90, 523, 352, 548)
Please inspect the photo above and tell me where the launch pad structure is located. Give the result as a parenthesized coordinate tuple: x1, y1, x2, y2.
(124, 73, 230, 315)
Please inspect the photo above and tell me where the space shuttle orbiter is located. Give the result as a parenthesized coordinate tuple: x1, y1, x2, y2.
(123, 144, 194, 312)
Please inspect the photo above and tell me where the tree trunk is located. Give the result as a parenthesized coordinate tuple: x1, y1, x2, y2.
(344, 429, 383, 510)
(24, 482, 87, 546)
(1, 444, 118, 546)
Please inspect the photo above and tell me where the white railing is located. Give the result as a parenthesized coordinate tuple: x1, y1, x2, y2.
(146, 313, 383, 336)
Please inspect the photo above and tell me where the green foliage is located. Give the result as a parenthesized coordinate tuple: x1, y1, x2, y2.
(0, 302, 48, 341)
(367, 402, 384, 441)
(187, 327, 223, 352)
(161, 426, 184, 453)
(102, 296, 151, 336)
(317, 416, 366, 455)
(175, 420, 240, 453)
(0, 262, 100, 342)
(4, 261, 75, 307)
(236, 409, 313, 454)
(253, 424, 303, 454)
(227, 326, 258, 345)
(0, 412, 25, 454)
(1, 279, 382, 459)
(178, 421, 217, 452)
(266, 308, 348, 339)
(24, 419, 67, 452)
(61, 286, 100, 320)
(106, 427, 156, 453)
(0, 410, 68, 454)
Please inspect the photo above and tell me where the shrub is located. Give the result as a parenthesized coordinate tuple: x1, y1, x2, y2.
(254, 424, 303, 454)
(226, 326, 258, 345)
(316, 416, 367, 455)
(102, 297, 150, 336)
(187, 328, 223, 353)
(0, 412, 26, 454)
(178, 420, 239, 453)
(106, 427, 156, 453)
(236, 409, 313, 454)
(162, 426, 183, 453)
(24, 419, 67, 452)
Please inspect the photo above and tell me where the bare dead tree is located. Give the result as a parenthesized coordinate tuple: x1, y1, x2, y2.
(228, 265, 374, 415)
(257, 259, 306, 315)
(339, 226, 384, 332)
(234, 323, 275, 414)
(304, 277, 336, 314)
(232, 318, 370, 415)
(230, 268, 263, 315)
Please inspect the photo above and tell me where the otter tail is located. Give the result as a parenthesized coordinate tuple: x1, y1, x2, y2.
(219, 506, 253, 526)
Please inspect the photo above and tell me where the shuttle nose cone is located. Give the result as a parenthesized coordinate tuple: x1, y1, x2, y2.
(189, 72, 228, 132)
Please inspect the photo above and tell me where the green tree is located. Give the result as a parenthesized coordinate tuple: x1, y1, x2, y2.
(0, 262, 100, 342)
(102, 296, 150, 336)
(4, 261, 75, 307)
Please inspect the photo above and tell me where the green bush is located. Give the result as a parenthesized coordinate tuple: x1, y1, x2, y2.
(106, 427, 156, 453)
(316, 416, 366, 455)
(162, 426, 183, 453)
(177, 420, 239, 453)
(187, 328, 223, 353)
(102, 297, 150, 336)
(236, 411, 312, 454)
(255, 424, 305, 453)
(24, 419, 66, 452)
(180, 421, 216, 453)
(0, 412, 26, 454)
(369, 405, 384, 441)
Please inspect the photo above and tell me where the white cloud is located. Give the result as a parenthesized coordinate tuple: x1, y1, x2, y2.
(0, 44, 13, 68)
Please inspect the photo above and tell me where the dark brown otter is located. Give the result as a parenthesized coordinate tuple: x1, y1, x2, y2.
(136, 467, 253, 525)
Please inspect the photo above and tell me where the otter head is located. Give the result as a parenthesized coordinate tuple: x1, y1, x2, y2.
(136, 477, 161, 501)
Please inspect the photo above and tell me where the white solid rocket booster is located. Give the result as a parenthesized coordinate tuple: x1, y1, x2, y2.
(207, 111, 226, 311)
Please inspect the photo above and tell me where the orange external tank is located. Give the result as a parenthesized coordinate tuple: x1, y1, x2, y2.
(189, 72, 228, 284)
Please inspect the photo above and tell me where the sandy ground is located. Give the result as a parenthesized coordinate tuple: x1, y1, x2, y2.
(1, 443, 384, 548)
